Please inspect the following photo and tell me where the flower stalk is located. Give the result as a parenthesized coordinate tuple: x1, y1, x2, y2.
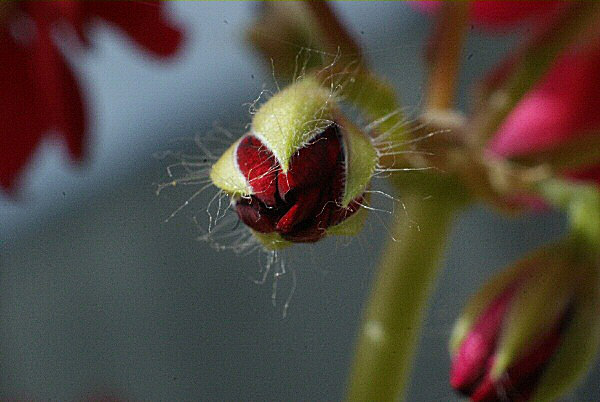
(347, 177, 467, 401)
(424, 2, 470, 111)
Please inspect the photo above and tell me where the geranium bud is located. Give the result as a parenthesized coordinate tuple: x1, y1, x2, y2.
(450, 243, 600, 401)
(210, 77, 378, 249)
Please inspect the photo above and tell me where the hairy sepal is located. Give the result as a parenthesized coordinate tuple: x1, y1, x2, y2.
(209, 137, 252, 196)
(252, 76, 334, 172)
(491, 246, 576, 379)
(337, 115, 378, 207)
(252, 231, 292, 251)
(531, 266, 600, 401)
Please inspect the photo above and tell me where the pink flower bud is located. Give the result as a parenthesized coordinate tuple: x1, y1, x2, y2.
(450, 282, 568, 401)
(235, 124, 362, 243)
(450, 245, 600, 401)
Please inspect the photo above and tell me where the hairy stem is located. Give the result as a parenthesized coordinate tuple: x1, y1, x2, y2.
(347, 186, 462, 401)
(425, 2, 470, 111)
(304, 1, 362, 60)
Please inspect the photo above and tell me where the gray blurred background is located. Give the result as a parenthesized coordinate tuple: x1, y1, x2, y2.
(0, 3, 597, 401)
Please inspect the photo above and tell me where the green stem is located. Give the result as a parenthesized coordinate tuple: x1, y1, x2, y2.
(424, 2, 469, 111)
(347, 187, 462, 401)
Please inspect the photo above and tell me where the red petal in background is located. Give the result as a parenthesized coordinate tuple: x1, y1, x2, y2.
(0, 9, 86, 191)
(412, 1, 565, 29)
(82, 1, 183, 57)
(0, 25, 48, 189)
(29, 12, 86, 162)
(490, 46, 600, 158)
(567, 165, 600, 185)
(0, 1, 184, 192)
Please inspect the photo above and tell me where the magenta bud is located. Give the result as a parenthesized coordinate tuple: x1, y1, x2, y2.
(450, 284, 518, 395)
(448, 243, 597, 402)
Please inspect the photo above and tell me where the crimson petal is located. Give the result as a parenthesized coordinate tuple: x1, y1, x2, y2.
(278, 125, 341, 199)
(236, 135, 279, 206)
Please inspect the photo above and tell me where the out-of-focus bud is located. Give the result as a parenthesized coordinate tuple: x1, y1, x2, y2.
(210, 77, 378, 248)
(246, 3, 322, 80)
(450, 243, 600, 402)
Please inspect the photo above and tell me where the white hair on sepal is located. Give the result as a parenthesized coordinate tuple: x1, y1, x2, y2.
(155, 122, 245, 223)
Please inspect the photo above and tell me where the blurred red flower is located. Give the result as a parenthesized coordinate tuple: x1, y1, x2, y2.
(412, 1, 565, 29)
(489, 43, 600, 185)
(0, 1, 183, 191)
(414, 1, 600, 185)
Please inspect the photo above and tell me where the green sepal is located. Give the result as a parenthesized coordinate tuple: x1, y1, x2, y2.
(252, 231, 292, 251)
(326, 204, 368, 237)
(209, 137, 252, 196)
(252, 76, 334, 172)
(491, 245, 576, 379)
(531, 265, 600, 402)
(337, 115, 378, 207)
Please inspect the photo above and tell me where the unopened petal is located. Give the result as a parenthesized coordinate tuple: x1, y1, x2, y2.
(450, 284, 516, 393)
(490, 46, 600, 157)
(236, 134, 278, 206)
(491, 247, 575, 379)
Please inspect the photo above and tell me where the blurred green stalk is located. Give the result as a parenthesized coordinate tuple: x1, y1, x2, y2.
(347, 181, 464, 401)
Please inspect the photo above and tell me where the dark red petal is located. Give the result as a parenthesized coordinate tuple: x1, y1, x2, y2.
(325, 152, 354, 227)
(470, 326, 562, 402)
(0, 26, 46, 189)
(276, 187, 321, 234)
(567, 165, 600, 186)
(278, 125, 341, 199)
(236, 135, 279, 206)
(281, 227, 326, 243)
(30, 15, 86, 161)
(330, 197, 362, 227)
(82, 1, 183, 57)
(235, 198, 277, 234)
(450, 284, 517, 394)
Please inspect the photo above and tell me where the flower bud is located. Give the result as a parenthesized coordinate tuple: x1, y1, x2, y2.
(210, 77, 378, 248)
(450, 243, 600, 401)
